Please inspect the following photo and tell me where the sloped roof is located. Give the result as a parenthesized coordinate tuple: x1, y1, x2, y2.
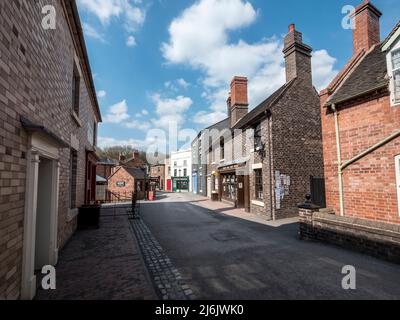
(125, 167, 145, 179)
(233, 78, 296, 129)
(98, 157, 119, 165)
(326, 45, 389, 106)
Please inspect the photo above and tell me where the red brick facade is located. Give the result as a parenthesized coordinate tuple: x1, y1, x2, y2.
(0, 0, 100, 299)
(320, 1, 400, 224)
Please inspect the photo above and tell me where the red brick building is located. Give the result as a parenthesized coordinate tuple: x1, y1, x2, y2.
(108, 167, 146, 200)
(320, 1, 400, 224)
(299, 1, 400, 262)
(0, 0, 101, 299)
(150, 164, 165, 190)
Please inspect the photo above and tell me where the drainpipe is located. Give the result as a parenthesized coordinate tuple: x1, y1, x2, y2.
(332, 104, 345, 217)
(267, 113, 275, 221)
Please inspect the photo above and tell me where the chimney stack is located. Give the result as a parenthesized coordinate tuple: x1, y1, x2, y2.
(352, 0, 382, 53)
(283, 24, 313, 85)
(229, 76, 248, 128)
(119, 153, 126, 163)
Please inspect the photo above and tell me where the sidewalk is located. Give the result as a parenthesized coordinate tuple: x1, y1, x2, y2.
(189, 194, 298, 227)
(36, 206, 157, 300)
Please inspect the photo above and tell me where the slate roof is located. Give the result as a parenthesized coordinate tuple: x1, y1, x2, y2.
(326, 45, 389, 106)
(233, 78, 296, 129)
(98, 157, 119, 165)
(124, 167, 145, 179)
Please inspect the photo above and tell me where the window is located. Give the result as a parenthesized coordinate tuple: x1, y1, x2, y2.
(184, 160, 187, 166)
(220, 137, 225, 160)
(72, 65, 80, 116)
(254, 123, 262, 150)
(255, 169, 263, 200)
(184, 168, 187, 177)
(222, 174, 236, 201)
(174, 169, 177, 177)
(168, 166, 171, 175)
(69, 150, 78, 209)
(93, 122, 97, 146)
(174, 161, 177, 167)
(392, 49, 400, 103)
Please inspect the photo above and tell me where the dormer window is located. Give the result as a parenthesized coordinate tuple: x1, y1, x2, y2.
(392, 49, 400, 103)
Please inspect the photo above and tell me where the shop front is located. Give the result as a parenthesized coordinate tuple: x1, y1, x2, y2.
(218, 163, 250, 211)
(172, 177, 190, 192)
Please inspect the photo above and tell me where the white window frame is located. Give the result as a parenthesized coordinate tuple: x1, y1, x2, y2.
(395, 155, 400, 217)
(387, 41, 400, 107)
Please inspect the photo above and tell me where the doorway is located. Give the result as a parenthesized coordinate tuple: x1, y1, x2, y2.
(35, 157, 54, 270)
(237, 175, 245, 208)
(21, 134, 61, 300)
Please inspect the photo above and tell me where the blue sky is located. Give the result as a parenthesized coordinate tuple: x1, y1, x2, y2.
(77, 0, 400, 152)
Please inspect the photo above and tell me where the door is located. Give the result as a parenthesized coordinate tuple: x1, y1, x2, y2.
(167, 179, 172, 191)
(310, 176, 326, 208)
(236, 175, 245, 208)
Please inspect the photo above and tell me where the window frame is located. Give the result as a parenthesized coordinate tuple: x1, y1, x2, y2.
(254, 169, 263, 201)
(254, 123, 262, 150)
(391, 48, 400, 103)
(72, 64, 80, 116)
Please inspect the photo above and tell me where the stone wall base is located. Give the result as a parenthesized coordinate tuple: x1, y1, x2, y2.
(299, 208, 400, 264)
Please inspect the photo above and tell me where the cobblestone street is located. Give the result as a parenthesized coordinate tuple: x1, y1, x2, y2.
(35, 207, 156, 300)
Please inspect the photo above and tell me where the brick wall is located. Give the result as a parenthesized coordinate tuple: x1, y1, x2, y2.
(320, 93, 400, 224)
(271, 79, 323, 219)
(108, 168, 144, 200)
(299, 208, 400, 264)
(0, 0, 99, 299)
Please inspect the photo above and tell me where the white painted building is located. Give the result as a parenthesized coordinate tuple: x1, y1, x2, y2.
(170, 149, 192, 192)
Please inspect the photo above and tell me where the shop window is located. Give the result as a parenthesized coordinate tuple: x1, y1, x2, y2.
(255, 169, 263, 200)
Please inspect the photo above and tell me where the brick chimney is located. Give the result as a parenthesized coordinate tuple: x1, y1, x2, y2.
(352, 0, 382, 53)
(119, 153, 126, 163)
(133, 150, 140, 159)
(230, 76, 248, 128)
(283, 24, 313, 85)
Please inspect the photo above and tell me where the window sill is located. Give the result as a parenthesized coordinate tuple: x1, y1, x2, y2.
(67, 208, 79, 222)
(252, 200, 265, 208)
(71, 111, 82, 127)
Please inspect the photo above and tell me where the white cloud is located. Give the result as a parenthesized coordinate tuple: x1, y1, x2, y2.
(151, 94, 193, 130)
(176, 78, 190, 89)
(124, 119, 151, 131)
(163, 0, 338, 126)
(98, 136, 150, 149)
(126, 35, 137, 47)
(142, 109, 149, 115)
(79, 0, 146, 32)
(103, 100, 130, 123)
(97, 90, 107, 98)
(312, 50, 338, 91)
(82, 22, 106, 42)
(164, 78, 191, 92)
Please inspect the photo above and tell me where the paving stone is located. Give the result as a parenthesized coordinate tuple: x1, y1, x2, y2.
(131, 216, 196, 300)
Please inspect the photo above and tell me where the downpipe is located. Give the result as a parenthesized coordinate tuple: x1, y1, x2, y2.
(332, 104, 345, 217)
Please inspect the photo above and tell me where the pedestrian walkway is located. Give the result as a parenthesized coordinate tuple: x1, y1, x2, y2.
(35, 206, 157, 300)
(188, 194, 298, 227)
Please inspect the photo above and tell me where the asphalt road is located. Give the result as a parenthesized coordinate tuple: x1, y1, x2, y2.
(140, 192, 400, 300)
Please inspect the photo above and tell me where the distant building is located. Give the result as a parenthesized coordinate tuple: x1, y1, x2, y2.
(108, 167, 146, 200)
(171, 150, 192, 192)
(119, 150, 147, 169)
(164, 157, 172, 191)
(150, 164, 166, 190)
(97, 157, 118, 179)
